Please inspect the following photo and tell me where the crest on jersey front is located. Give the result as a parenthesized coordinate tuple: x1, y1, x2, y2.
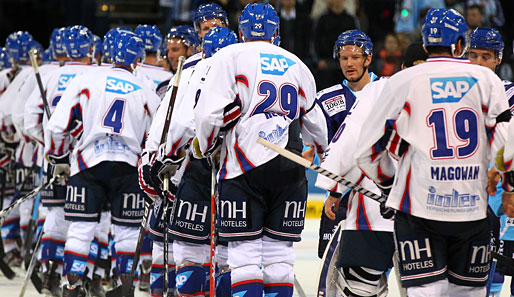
(430, 76, 478, 103)
(260, 53, 296, 76)
(105, 76, 141, 94)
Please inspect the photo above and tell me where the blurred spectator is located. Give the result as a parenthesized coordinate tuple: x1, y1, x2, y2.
(397, 33, 413, 52)
(394, 0, 445, 34)
(278, 0, 312, 63)
(311, 0, 356, 19)
(160, 0, 194, 31)
(314, 0, 358, 90)
(444, 0, 466, 14)
(467, 0, 504, 27)
(375, 33, 403, 76)
(465, 4, 485, 31)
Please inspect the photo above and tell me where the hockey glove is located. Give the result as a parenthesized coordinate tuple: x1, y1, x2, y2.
(380, 202, 395, 220)
(0, 131, 19, 158)
(504, 171, 514, 192)
(138, 150, 160, 202)
(192, 136, 222, 160)
(153, 144, 186, 182)
(48, 152, 70, 185)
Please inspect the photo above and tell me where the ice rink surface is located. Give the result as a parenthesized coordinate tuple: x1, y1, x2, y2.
(1, 218, 512, 297)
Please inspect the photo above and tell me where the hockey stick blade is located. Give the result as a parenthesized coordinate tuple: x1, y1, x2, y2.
(492, 251, 514, 269)
(256, 138, 386, 203)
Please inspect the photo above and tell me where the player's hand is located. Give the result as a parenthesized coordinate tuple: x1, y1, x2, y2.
(48, 152, 70, 184)
(302, 143, 315, 163)
(192, 136, 221, 160)
(152, 144, 185, 182)
(324, 194, 341, 221)
(502, 191, 514, 218)
(138, 150, 160, 202)
(380, 202, 395, 220)
(488, 167, 501, 196)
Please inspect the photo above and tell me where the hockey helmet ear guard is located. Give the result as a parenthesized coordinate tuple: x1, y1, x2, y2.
(63, 25, 93, 60)
(333, 29, 373, 59)
(166, 25, 202, 54)
(135, 24, 163, 53)
(469, 27, 504, 60)
(193, 3, 229, 32)
(421, 8, 468, 58)
(238, 3, 279, 42)
(5, 31, 36, 63)
(202, 26, 238, 58)
(113, 31, 146, 69)
(91, 34, 103, 64)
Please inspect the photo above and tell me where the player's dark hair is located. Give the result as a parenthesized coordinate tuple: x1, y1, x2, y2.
(467, 4, 484, 16)
(425, 46, 452, 56)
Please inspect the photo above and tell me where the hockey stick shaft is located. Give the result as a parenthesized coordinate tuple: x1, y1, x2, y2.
(23, 168, 43, 268)
(0, 176, 56, 222)
(209, 159, 216, 296)
(19, 229, 44, 297)
(28, 49, 51, 119)
(256, 138, 386, 203)
(160, 56, 185, 145)
(294, 275, 307, 297)
(163, 177, 169, 296)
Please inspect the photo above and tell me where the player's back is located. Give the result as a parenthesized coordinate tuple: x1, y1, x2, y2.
(137, 63, 171, 91)
(52, 67, 159, 174)
(382, 57, 508, 221)
(198, 41, 317, 178)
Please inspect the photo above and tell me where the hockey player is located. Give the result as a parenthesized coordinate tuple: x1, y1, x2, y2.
(355, 9, 510, 296)
(315, 29, 379, 258)
(24, 25, 96, 296)
(145, 26, 238, 297)
(0, 31, 40, 267)
(315, 41, 429, 297)
(134, 24, 172, 91)
(467, 27, 514, 296)
(193, 3, 327, 297)
(45, 31, 160, 296)
(193, 2, 229, 39)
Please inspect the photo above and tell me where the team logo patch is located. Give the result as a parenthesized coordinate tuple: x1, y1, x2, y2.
(258, 124, 287, 144)
(260, 53, 296, 76)
(321, 95, 346, 116)
(57, 74, 76, 91)
(430, 76, 478, 103)
(106, 76, 141, 94)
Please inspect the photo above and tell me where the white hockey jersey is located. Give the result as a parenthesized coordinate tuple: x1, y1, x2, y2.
(356, 57, 509, 222)
(136, 63, 171, 92)
(0, 68, 12, 95)
(194, 42, 328, 179)
(45, 67, 161, 176)
(316, 78, 393, 231)
(25, 62, 95, 147)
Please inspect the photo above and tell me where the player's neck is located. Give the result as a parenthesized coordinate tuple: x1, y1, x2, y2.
(71, 57, 90, 64)
(114, 64, 133, 73)
(347, 71, 371, 92)
(144, 55, 159, 66)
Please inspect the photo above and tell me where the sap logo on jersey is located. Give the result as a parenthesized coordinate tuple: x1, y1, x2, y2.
(175, 271, 193, 288)
(57, 74, 76, 91)
(430, 76, 478, 103)
(70, 260, 87, 274)
(260, 53, 296, 75)
(106, 76, 141, 94)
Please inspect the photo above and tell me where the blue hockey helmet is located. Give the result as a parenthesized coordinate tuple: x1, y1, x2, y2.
(333, 29, 373, 59)
(63, 25, 93, 59)
(135, 24, 162, 52)
(193, 3, 229, 32)
(469, 27, 504, 60)
(421, 8, 468, 56)
(103, 27, 132, 60)
(238, 3, 279, 42)
(0, 48, 11, 69)
(50, 27, 67, 58)
(42, 48, 53, 64)
(5, 31, 36, 63)
(166, 25, 201, 49)
(203, 26, 238, 58)
(113, 31, 145, 66)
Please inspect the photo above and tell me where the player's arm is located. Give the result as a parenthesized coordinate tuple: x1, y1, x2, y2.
(23, 87, 46, 145)
(194, 52, 237, 156)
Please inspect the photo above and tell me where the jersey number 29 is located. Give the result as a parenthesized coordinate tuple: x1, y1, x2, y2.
(252, 81, 299, 119)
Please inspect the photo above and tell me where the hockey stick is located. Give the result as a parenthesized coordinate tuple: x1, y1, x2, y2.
(209, 155, 218, 296)
(23, 168, 43, 268)
(28, 49, 51, 119)
(294, 275, 307, 297)
(19, 229, 44, 297)
(0, 176, 56, 223)
(105, 55, 186, 297)
(256, 138, 387, 203)
(161, 55, 185, 297)
(0, 168, 16, 279)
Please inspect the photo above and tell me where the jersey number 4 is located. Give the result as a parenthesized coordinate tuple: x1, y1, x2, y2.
(102, 98, 126, 134)
(427, 108, 479, 159)
(251, 81, 299, 119)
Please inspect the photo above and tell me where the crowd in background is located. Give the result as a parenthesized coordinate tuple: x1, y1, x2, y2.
(159, 0, 510, 89)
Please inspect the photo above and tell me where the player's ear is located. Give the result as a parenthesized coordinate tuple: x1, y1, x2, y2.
(364, 55, 372, 67)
